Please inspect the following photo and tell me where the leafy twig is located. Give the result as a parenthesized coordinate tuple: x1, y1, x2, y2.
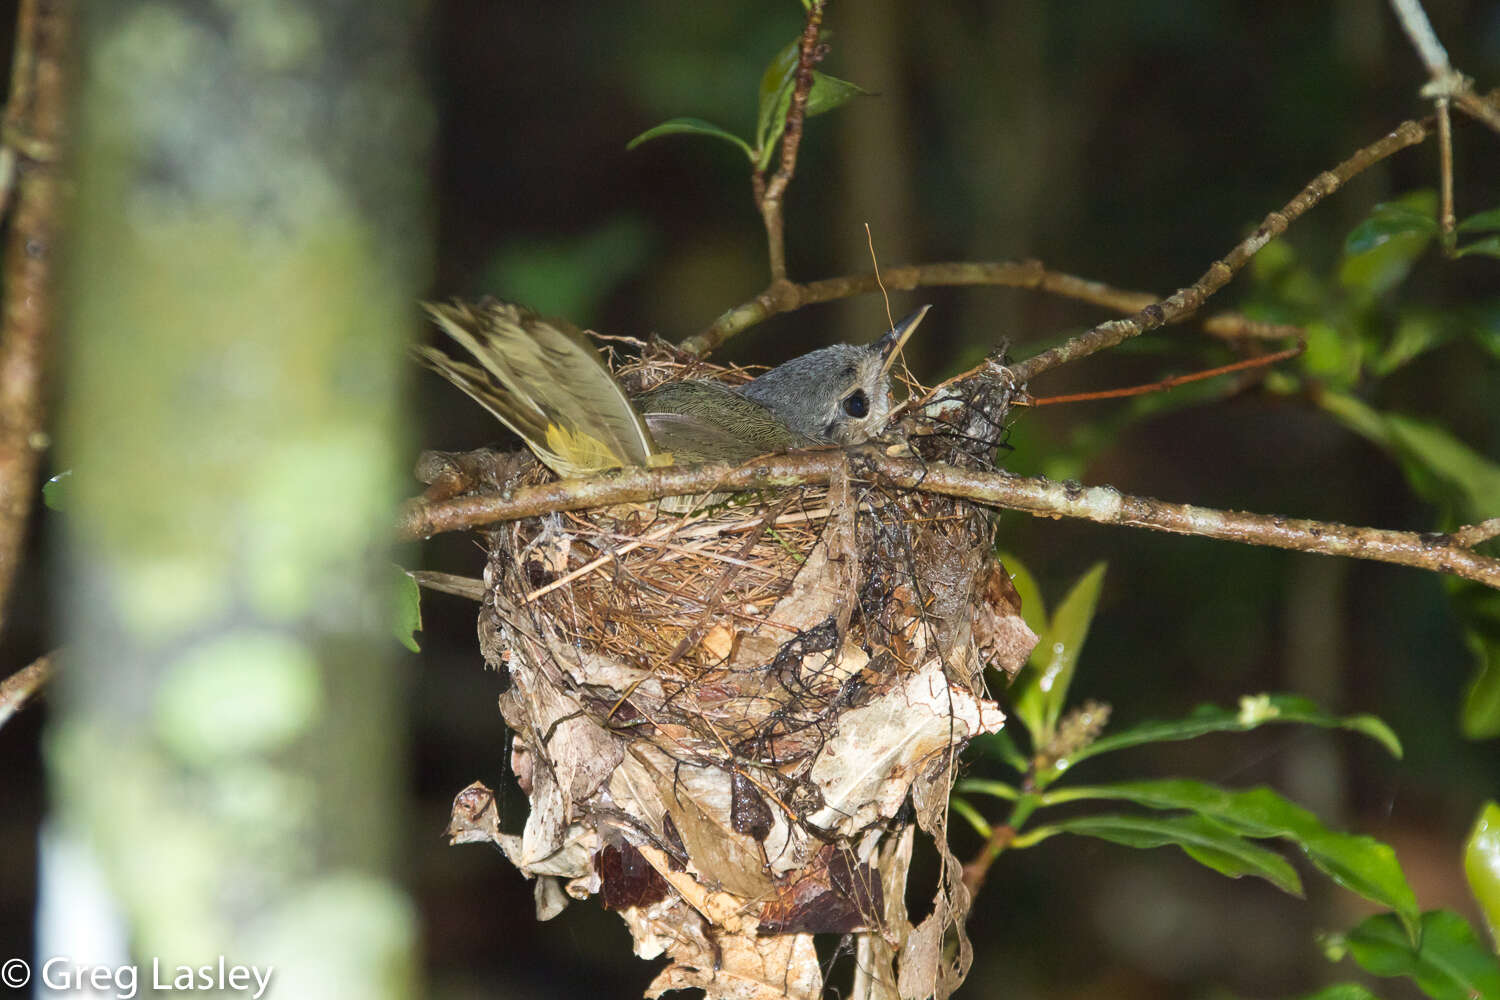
(396, 446, 1500, 589)
(753, 0, 825, 283)
(0, 0, 68, 629)
(1388, 0, 1470, 251)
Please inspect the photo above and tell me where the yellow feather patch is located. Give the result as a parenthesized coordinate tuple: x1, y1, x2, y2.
(543, 422, 625, 475)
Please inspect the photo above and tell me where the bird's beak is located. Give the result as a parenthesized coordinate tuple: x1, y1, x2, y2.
(878, 304, 932, 373)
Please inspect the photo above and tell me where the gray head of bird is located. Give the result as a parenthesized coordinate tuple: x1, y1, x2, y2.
(736, 305, 930, 445)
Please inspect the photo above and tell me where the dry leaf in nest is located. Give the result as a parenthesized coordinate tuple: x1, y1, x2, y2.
(446, 348, 1034, 1000)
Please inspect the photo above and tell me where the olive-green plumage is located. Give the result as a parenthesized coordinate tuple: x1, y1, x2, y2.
(416, 299, 930, 479)
(632, 380, 811, 463)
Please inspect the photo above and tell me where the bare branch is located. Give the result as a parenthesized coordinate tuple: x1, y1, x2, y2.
(1436, 96, 1456, 252)
(0, 0, 69, 629)
(0, 650, 54, 729)
(1009, 118, 1431, 384)
(1390, 0, 1454, 77)
(1450, 518, 1500, 549)
(397, 446, 1500, 590)
(681, 259, 1283, 358)
(1453, 87, 1500, 134)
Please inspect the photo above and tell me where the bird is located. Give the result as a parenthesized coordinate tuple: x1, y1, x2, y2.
(414, 299, 929, 478)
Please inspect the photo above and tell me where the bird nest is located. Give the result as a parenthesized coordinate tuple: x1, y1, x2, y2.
(445, 343, 1035, 1000)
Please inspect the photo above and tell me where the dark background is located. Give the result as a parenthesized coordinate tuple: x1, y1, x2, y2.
(5, 1, 1500, 997)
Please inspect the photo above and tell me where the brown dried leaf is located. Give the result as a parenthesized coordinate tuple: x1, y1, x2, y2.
(645, 930, 822, 1000)
(972, 560, 1038, 677)
(899, 752, 974, 1000)
(446, 781, 502, 846)
(757, 845, 883, 935)
(613, 745, 778, 901)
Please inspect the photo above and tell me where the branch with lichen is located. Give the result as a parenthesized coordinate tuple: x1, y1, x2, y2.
(397, 446, 1500, 591)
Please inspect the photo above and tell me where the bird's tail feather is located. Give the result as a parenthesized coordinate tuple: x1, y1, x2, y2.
(417, 300, 659, 477)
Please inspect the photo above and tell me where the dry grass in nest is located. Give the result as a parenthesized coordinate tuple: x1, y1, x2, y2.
(504, 488, 833, 681)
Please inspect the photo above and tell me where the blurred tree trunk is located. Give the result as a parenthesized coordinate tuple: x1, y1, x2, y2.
(44, 2, 430, 996)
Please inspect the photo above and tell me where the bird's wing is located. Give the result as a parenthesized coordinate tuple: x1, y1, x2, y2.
(635, 380, 811, 460)
(418, 300, 658, 477)
(643, 412, 777, 465)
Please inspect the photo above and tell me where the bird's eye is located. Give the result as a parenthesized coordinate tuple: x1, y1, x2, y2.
(842, 390, 868, 418)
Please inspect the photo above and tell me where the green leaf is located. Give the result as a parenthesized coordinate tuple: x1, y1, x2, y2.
(43, 469, 72, 511)
(1049, 779, 1419, 940)
(1067, 694, 1402, 769)
(753, 35, 867, 170)
(392, 565, 422, 653)
(1457, 207, 1500, 233)
(996, 551, 1048, 745)
(1011, 563, 1105, 747)
(1294, 986, 1383, 1000)
(627, 117, 754, 159)
(1465, 802, 1500, 949)
(1373, 313, 1449, 377)
(955, 778, 1020, 802)
(1380, 413, 1500, 522)
(755, 38, 802, 152)
(1344, 203, 1439, 255)
(1455, 235, 1500, 259)
(1018, 812, 1303, 895)
(804, 72, 867, 118)
(1330, 910, 1500, 1000)
(949, 795, 992, 839)
(1302, 320, 1360, 381)
(971, 726, 1030, 773)
(1340, 192, 1438, 297)
(1462, 631, 1500, 740)
(996, 551, 1047, 638)
(1318, 393, 1500, 524)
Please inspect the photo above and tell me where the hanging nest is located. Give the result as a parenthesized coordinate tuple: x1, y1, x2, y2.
(444, 340, 1036, 1000)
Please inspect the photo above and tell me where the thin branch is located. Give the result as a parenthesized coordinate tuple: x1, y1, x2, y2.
(1023, 343, 1304, 407)
(1435, 97, 1456, 252)
(0, 0, 68, 629)
(1390, 0, 1454, 78)
(1387, 0, 1466, 250)
(960, 824, 1016, 898)
(680, 259, 1286, 358)
(1008, 118, 1431, 384)
(0, 650, 54, 729)
(1450, 518, 1500, 549)
(686, 116, 1436, 361)
(396, 446, 1500, 590)
(1453, 87, 1500, 134)
(753, 0, 825, 283)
